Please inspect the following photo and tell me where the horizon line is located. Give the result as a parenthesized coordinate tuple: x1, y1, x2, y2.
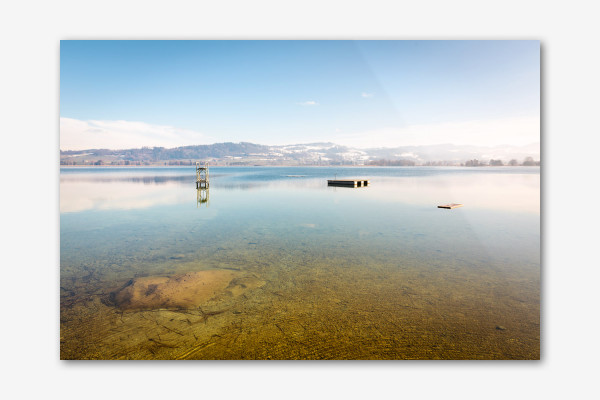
(59, 140, 541, 152)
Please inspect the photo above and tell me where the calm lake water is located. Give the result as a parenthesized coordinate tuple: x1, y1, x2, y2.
(60, 166, 540, 359)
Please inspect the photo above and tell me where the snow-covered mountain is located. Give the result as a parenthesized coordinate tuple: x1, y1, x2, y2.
(271, 142, 540, 164)
(60, 141, 541, 166)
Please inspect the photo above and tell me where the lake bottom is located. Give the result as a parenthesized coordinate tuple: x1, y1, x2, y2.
(60, 235, 539, 360)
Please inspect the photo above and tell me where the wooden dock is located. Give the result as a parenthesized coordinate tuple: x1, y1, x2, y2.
(437, 203, 463, 209)
(327, 179, 370, 188)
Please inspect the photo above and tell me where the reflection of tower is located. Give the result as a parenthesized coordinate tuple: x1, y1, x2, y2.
(196, 161, 209, 189)
(197, 187, 209, 208)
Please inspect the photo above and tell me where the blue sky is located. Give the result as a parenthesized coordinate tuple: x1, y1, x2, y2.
(60, 40, 539, 150)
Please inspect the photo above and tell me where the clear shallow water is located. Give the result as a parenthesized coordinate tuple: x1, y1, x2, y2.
(60, 166, 540, 359)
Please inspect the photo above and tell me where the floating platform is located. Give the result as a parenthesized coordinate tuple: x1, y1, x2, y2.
(327, 179, 370, 188)
(438, 203, 463, 209)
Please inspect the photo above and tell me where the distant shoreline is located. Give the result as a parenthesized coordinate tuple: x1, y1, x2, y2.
(59, 164, 541, 168)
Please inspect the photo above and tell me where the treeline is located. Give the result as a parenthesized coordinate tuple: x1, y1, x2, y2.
(366, 157, 541, 167)
(464, 157, 540, 167)
(367, 159, 416, 166)
(60, 142, 272, 162)
(60, 159, 197, 166)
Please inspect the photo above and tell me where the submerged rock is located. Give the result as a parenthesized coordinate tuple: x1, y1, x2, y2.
(108, 270, 236, 311)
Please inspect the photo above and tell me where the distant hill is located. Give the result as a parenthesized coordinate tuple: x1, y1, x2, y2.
(60, 141, 540, 166)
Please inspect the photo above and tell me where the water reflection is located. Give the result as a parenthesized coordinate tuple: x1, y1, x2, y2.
(59, 180, 191, 213)
(60, 174, 193, 185)
(197, 187, 210, 207)
(360, 174, 540, 214)
(60, 167, 540, 215)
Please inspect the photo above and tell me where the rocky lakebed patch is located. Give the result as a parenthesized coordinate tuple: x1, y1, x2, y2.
(106, 269, 265, 311)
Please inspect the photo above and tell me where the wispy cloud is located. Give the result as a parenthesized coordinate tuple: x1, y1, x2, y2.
(60, 179, 190, 213)
(297, 100, 318, 106)
(361, 92, 374, 98)
(60, 118, 213, 150)
(333, 116, 540, 148)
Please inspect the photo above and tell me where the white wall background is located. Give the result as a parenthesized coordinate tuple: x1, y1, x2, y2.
(1, 1, 596, 399)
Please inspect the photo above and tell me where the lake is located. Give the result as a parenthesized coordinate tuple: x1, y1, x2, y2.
(60, 166, 540, 359)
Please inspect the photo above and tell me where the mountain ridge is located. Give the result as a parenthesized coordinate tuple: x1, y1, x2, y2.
(60, 141, 541, 166)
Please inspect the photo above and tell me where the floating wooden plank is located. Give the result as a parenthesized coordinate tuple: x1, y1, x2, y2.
(438, 203, 463, 209)
(327, 179, 370, 188)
